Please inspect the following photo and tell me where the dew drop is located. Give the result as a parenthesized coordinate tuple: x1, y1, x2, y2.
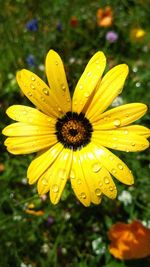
(87, 71, 91, 76)
(118, 164, 123, 170)
(58, 107, 62, 112)
(79, 84, 83, 89)
(52, 184, 59, 193)
(114, 119, 121, 127)
(77, 179, 81, 185)
(113, 137, 117, 141)
(47, 118, 52, 122)
(70, 170, 75, 179)
(22, 110, 27, 115)
(74, 101, 77, 105)
(80, 192, 86, 199)
(42, 177, 48, 186)
(124, 130, 128, 134)
(28, 92, 32, 96)
(99, 181, 103, 187)
(41, 97, 45, 102)
(31, 76, 36, 81)
(104, 177, 110, 184)
(109, 186, 113, 191)
(30, 84, 35, 89)
(92, 162, 101, 173)
(112, 168, 117, 174)
(131, 143, 135, 147)
(95, 188, 101, 196)
(84, 92, 90, 98)
(58, 169, 66, 179)
(95, 60, 99, 64)
(55, 61, 58, 65)
(62, 84, 66, 91)
(109, 155, 114, 161)
(67, 98, 70, 102)
(43, 88, 49, 95)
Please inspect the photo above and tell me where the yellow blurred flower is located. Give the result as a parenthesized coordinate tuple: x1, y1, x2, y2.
(97, 6, 113, 27)
(108, 221, 150, 259)
(130, 27, 146, 42)
(3, 50, 150, 206)
(25, 209, 44, 216)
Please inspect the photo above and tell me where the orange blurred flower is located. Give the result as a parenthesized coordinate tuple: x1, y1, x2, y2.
(70, 16, 78, 27)
(97, 6, 113, 27)
(25, 209, 44, 216)
(130, 27, 146, 42)
(0, 163, 5, 172)
(108, 220, 150, 260)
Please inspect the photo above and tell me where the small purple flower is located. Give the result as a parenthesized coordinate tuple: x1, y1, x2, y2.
(106, 31, 118, 43)
(26, 18, 38, 31)
(26, 55, 37, 67)
(46, 216, 54, 227)
(56, 22, 62, 32)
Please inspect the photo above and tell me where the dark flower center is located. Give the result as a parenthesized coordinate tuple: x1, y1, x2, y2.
(55, 112, 93, 150)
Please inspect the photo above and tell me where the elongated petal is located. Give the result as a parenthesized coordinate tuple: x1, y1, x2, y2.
(93, 130, 149, 152)
(3, 122, 55, 136)
(72, 51, 106, 113)
(5, 105, 56, 126)
(79, 144, 117, 201)
(86, 64, 129, 121)
(5, 135, 57, 155)
(45, 50, 71, 113)
(16, 70, 64, 118)
(27, 143, 63, 184)
(121, 125, 150, 138)
(92, 103, 148, 128)
(70, 151, 91, 206)
(49, 149, 73, 204)
(91, 142, 134, 185)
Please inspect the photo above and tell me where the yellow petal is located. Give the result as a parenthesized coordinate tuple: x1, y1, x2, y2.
(91, 142, 134, 185)
(5, 105, 56, 126)
(92, 103, 148, 128)
(16, 70, 64, 118)
(86, 64, 129, 121)
(93, 130, 149, 152)
(5, 135, 57, 155)
(70, 151, 91, 206)
(49, 148, 72, 205)
(121, 125, 150, 138)
(72, 51, 106, 114)
(45, 50, 71, 113)
(79, 144, 117, 201)
(27, 143, 63, 184)
(3, 122, 55, 136)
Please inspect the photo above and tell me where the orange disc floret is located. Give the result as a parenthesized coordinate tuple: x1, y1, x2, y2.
(108, 220, 150, 260)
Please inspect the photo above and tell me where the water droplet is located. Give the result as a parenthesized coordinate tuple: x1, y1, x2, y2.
(131, 143, 135, 146)
(70, 170, 75, 179)
(22, 110, 27, 115)
(43, 88, 49, 95)
(47, 118, 52, 122)
(28, 92, 32, 96)
(126, 113, 129, 117)
(87, 71, 91, 76)
(42, 177, 48, 186)
(79, 84, 83, 89)
(109, 186, 113, 191)
(74, 101, 77, 105)
(31, 76, 36, 81)
(113, 137, 117, 141)
(95, 60, 99, 64)
(114, 119, 121, 127)
(99, 181, 103, 187)
(30, 84, 35, 89)
(92, 162, 101, 173)
(95, 188, 101, 196)
(58, 169, 66, 179)
(112, 169, 117, 174)
(118, 164, 123, 170)
(52, 184, 59, 193)
(80, 192, 86, 199)
(41, 97, 45, 102)
(84, 92, 90, 98)
(62, 84, 66, 91)
(67, 98, 70, 102)
(109, 155, 114, 161)
(58, 107, 62, 112)
(55, 61, 58, 65)
(104, 177, 110, 184)
(77, 179, 81, 185)
(124, 130, 128, 134)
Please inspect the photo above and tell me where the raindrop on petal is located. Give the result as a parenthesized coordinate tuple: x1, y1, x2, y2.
(42, 178, 48, 186)
(104, 177, 110, 184)
(52, 184, 59, 193)
(80, 192, 86, 199)
(92, 162, 101, 173)
(118, 164, 123, 170)
(43, 88, 49, 95)
(114, 119, 121, 127)
(95, 188, 101, 196)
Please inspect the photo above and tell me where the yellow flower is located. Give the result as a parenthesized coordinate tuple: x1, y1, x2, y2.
(3, 50, 150, 206)
(130, 27, 146, 42)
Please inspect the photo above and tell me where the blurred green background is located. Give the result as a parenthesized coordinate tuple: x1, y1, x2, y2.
(0, 0, 150, 266)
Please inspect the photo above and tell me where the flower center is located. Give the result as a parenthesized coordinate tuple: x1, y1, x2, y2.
(55, 112, 93, 150)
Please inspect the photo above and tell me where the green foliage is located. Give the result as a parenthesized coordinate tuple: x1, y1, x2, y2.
(0, 0, 150, 266)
